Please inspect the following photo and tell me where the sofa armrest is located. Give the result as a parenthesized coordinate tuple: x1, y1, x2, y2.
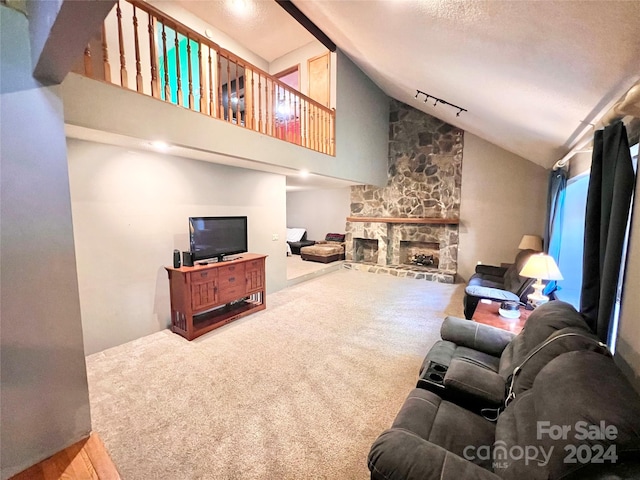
(368, 429, 501, 480)
(443, 359, 505, 407)
(440, 316, 516, 356)
(475, 264, 508, 277)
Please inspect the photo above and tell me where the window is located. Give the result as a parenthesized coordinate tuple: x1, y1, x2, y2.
(555, 173, 589, 309)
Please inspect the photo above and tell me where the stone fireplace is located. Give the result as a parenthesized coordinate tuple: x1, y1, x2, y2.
(344, 99, 463, 283)
(353, 238, 379, 263)
(400, 241, 439, 267)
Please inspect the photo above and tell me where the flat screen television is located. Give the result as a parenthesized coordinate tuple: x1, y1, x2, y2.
(189, 216, 248, 262)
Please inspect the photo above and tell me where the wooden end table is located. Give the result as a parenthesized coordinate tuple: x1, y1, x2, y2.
(472, 300, 533, 334)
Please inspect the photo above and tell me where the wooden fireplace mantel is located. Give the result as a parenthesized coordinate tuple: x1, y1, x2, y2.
(346, 216, 459, 225)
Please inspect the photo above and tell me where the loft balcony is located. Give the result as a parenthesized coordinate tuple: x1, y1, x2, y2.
(76, 0, 335, 156)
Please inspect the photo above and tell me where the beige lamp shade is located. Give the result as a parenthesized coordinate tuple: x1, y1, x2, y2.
(518, 234, 543, 252)
(519, 253, 563, 280)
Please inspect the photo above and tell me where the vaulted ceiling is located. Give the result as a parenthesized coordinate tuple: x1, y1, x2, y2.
(176, 0, 640, 170)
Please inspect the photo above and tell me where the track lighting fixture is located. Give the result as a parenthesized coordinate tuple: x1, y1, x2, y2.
(415, 90, 467, 117)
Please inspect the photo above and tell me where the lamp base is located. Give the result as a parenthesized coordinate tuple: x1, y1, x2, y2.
(527, 280, 549, 308)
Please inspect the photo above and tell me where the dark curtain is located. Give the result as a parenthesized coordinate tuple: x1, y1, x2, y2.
(580, 121, 635, 342)
(543, 168, 567, 295)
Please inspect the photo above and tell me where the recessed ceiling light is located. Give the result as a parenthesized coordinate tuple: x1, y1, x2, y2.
(149, 141, 170, 152)
(228, 0, 249, 16)
(299, 169, 309, 178)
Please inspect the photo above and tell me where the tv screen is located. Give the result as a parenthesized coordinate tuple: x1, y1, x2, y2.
(189, 216, 248, 262)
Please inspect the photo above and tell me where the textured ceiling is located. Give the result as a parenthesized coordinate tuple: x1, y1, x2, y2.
(171, 0, 640, 170)
(296, 0, 640, 168)
(176, 0, 316, 62)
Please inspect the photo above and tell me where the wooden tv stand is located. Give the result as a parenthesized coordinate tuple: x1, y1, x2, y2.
(165, 253, 267, 340)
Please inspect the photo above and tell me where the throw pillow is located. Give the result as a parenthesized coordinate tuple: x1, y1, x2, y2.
(325, 233, 345, 242)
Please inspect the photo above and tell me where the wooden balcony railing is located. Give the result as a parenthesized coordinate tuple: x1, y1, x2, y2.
(80, 0, 335, 156)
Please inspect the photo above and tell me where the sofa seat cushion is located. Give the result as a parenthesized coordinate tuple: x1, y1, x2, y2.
(465, 285, 520, 302)
(390, 389, 496, 470)
(422, 340, 501, 373)
(468, 274, 505, 290)
(300, 243, 344, 256)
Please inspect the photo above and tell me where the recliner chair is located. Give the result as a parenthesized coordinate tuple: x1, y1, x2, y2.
(369, 350, 640, 480)
(418, 301, 607, 411)
(463, 249, 536, 319)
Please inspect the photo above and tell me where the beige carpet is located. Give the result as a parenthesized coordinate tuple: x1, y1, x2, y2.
(86, 268, 465, 479)
(286, 254, 342, 280)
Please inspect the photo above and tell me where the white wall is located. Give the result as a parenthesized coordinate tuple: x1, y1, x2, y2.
(61, 49, 389, 187)
(1, 6, 91, 479)
(334, 49, 389, 187)
(67, 139, 287, 355)
(286, 187, 350, 241)
(458, 133, 548, 281)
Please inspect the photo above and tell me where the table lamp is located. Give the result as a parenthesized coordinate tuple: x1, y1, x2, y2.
(518, 234, 543, 252)
(519, 253, 563, 307)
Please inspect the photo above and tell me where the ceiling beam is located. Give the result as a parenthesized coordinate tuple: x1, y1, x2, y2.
(276, 0, 336, 52)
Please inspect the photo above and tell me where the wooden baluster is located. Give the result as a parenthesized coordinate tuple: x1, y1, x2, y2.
(258, 73, 263, 133)
(276, 84, 281, 138)
(331, 109, 336, 155)
(310, 104, 314, 150)
(83, 44, 93, 78)
(324, 109, 329, 153)
(250, 70, 256, 130)
(289, 90, 294, 144)
(208, 47, 214, 116)
(234, 60, 240, 125)
(198, 42, 206, 113)
(174, 30, 182, 106)
(264, 79, 270, 136)
(226, 57, 232, 122)
(281, 86, 287, 140)
(294, 95, 299, 145)
(116, 0, 128, 88)
(314, 105, 319, 152)
(187, 35, 194, 109)
(271, 80, 276, 137)
(285, 88, 291, 142)
(303, 101, 307, 148)
(133, 6, 143, 92)
(161, 23, 170, 101)
(217, 54, 223, 119)
(101, 24, 111, 83)
(321, 109, 325, 153)
(147, 15, 158, 97)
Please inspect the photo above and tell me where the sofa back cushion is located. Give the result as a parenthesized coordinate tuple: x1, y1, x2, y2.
(498, 301, 591, 378)
(325, 233, 345, 243)
(502, 249, 535, 294)
(495, 351, 640, 479)
(509, 327, 609, 396)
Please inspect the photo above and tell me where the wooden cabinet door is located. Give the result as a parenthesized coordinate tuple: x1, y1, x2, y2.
(190, 270, 218, 311)
(245, 258, 264, 293)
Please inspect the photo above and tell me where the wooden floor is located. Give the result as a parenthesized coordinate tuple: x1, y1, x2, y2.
(11, 433, 120, 480)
